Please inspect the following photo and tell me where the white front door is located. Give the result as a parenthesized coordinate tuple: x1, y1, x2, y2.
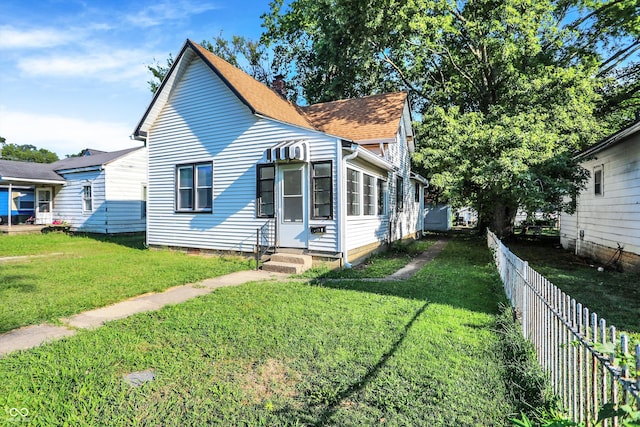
(35, 188, 53, 225)
(278, 164, 307, 248)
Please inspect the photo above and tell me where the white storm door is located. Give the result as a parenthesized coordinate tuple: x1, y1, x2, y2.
(35, 188, 53, 225)
(278, 164, 307, 248)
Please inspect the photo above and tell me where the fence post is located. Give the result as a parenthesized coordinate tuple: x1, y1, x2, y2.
(522, 261, 528, 339)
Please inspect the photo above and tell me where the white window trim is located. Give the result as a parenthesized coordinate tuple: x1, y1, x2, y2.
(594, 164, 604, 196)
(141, 184, 147, 219)
(347, 165, 387, 218)
(176, 162, 213, 213)
(82, 184, 93, 213)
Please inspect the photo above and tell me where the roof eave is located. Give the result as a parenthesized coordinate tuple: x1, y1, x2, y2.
(575, 120, 640, 160)
(55, 165, 103, 174)
(0, 177, 65, 185)
(342, 143, 394, 171)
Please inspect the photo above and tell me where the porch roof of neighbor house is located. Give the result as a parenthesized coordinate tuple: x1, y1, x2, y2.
(134, 40, 412, 145)
(0, 159, 65, 184)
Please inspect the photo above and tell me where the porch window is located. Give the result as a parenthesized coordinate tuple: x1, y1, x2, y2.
(347, 168, 360, 216)
(594, 165, 603, 195)
(363, 174, 375, 216)
(377, 179, 386, 215)
(312, 161, 333, 219)
(176, 162, 213, 212)
(396, 176, 404, 212)
(82, 185, 93, 212)
(257, 164, 275, 217)
(17, 192, 34, 210)
(414, 184, 420, 202)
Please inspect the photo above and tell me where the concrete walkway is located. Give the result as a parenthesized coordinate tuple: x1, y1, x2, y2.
(0, 270, 288, 357)
(0, 239, 448, 357)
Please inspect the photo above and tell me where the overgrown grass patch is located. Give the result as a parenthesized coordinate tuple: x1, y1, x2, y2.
(0, 234, 251, 333)
(0, 235, 525, 426)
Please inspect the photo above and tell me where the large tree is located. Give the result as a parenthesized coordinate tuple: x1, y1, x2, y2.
(1, 138, 58, 163)
(261, 0, 639, 236)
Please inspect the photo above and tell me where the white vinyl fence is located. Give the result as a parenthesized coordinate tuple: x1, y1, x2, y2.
(487, 230, 639, 425)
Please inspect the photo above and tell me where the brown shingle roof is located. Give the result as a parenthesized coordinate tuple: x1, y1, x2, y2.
(135, 40, 410, 144)
(189, 40, 314, 131)
(301, 92, 408, 141)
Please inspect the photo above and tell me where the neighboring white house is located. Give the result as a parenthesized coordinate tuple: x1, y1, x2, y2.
(132, 39, 427, 266)
(47, 147, 148, 233)
(0, 147, 147, 233)
(560, 120, 640, 272)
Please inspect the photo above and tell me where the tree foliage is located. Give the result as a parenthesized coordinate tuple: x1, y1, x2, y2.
(261, 0, 639, 236)
(147, 33, 273, 94)
(1, 138, 59, 163)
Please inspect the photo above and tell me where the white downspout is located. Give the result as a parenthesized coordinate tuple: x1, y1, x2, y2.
(341, 143, 359, 268)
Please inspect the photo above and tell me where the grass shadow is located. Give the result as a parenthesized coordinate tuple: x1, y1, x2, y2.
(74, 232, 147, 250)
(310, 300, 430, 426)
(0, 275, 37, 292)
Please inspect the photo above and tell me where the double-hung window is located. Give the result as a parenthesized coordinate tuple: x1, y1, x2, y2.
(396, 176, 404, 212)
(176, 162, 213, 212)
(363, 174, 375, 216)
(312, 161, 333, 219)
(347, 168, 360, 216)
(82, 185, 93, 212)
(594, 165, 603, 196)
(377, 179, 386, 215)
(257, 164, 275, 217)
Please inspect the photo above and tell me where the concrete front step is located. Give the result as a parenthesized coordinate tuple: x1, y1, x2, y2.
(270, 253, 312, 267)
(262, 261, 303, 274)
(262, 253, 313, 274)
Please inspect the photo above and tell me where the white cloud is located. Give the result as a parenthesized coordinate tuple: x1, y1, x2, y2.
(16, 49, 156, 89)
(0, 109, 141, 158)
(0, 26, 76, 49)
(125, 0, 221, 28)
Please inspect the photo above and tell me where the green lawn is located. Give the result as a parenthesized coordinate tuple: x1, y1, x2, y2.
(0, 236, 531, 426)
(300, 239, 436, 279)
(505, 236, 640, 340)
(0, 233, 252, 333)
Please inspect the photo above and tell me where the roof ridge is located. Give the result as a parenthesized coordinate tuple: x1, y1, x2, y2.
(187, 40, 317, 131)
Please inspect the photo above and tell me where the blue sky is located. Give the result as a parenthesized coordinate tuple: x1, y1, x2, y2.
(0, 0, 271, 157)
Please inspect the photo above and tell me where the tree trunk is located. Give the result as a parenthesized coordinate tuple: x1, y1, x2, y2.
(490, 202, 518, 239)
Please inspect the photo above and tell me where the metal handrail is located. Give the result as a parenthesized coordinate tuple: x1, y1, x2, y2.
(255, 217, 277, 270)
